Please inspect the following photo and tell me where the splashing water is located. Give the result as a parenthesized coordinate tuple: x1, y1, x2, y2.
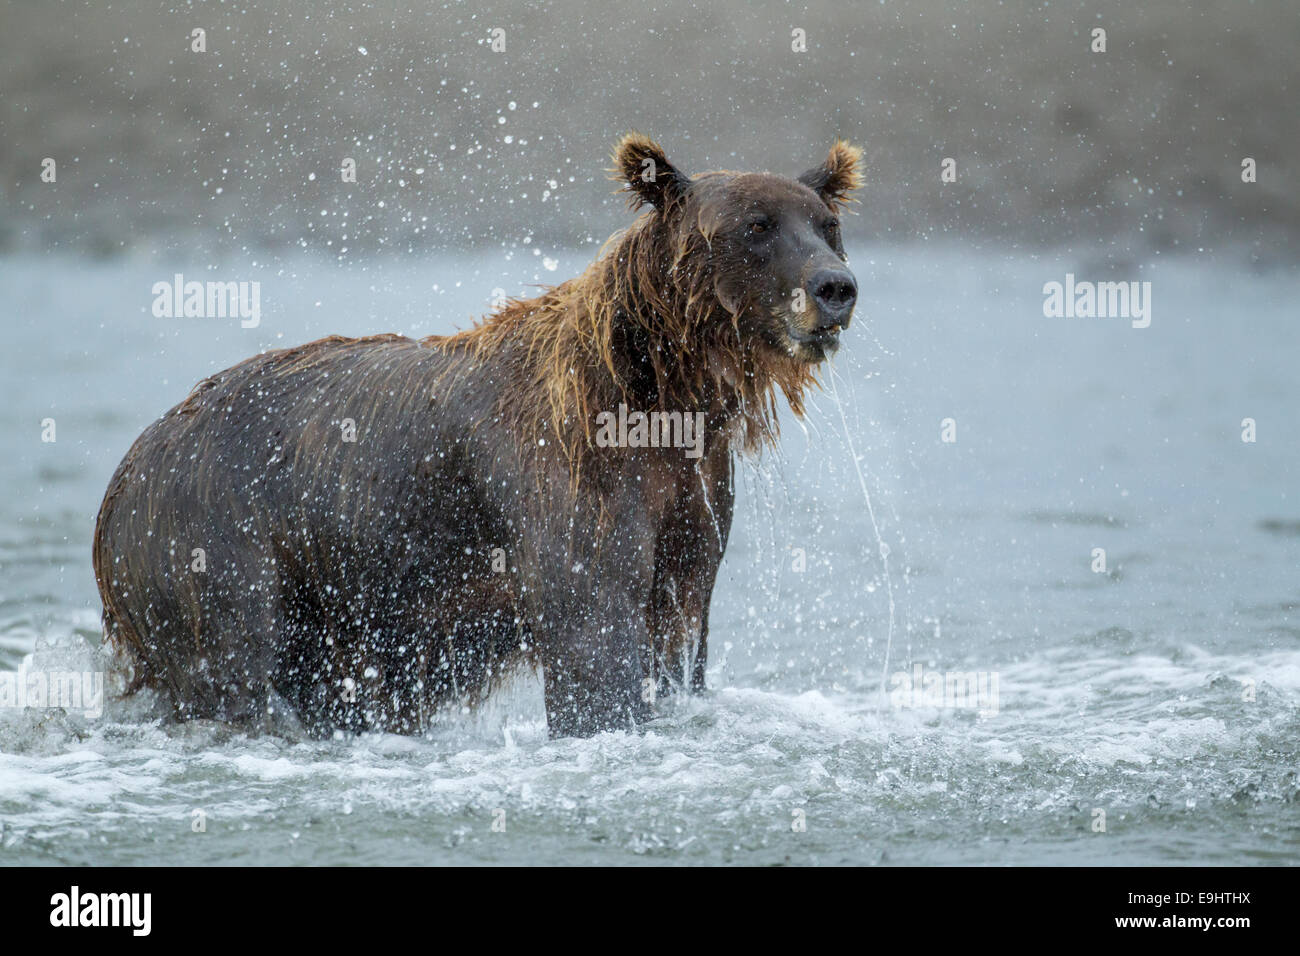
(1, 249, 1298, 866)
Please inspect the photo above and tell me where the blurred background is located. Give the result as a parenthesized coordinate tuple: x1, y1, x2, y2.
(2, 0, 1296, 264)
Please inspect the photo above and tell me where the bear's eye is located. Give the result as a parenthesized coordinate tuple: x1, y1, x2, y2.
(824, 220, 840, 241)
(748, 218, 773, 237)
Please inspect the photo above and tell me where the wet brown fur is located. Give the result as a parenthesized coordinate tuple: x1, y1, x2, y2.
(93, 133, 863, 737)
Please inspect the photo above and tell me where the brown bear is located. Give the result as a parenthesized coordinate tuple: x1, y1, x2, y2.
(92, 133, 862, 738)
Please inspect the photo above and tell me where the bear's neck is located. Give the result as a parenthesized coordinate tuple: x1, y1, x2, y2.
(593, 219, 817, 456)
(441, 217, 815, 473)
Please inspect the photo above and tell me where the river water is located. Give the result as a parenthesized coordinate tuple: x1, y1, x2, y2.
(0, 246, 1296, 865)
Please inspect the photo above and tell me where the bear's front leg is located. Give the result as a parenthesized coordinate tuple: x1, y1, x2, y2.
(521, 468, 661, 738)
(541, 587, 653, 738)
(526, 525, 656, 738)
(542, 645, 647, 737)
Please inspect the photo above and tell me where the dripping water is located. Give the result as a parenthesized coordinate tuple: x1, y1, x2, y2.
(826, 369, 896, 704)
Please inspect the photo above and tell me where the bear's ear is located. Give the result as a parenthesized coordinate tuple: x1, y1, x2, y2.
(798, 140, 864, 211)
(611, 132, 691, 211)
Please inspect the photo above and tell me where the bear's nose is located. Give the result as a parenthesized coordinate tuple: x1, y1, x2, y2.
(808, 269, 857, 329)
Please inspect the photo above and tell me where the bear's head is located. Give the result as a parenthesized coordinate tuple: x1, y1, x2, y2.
(613, 133, 863, 365)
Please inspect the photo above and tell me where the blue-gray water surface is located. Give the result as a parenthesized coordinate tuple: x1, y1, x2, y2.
(0, 246, 1296, 865)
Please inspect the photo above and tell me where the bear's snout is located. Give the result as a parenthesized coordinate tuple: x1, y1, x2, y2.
(807, 267, 857, 331)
